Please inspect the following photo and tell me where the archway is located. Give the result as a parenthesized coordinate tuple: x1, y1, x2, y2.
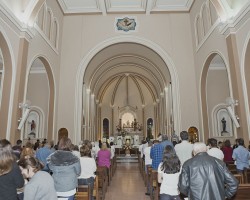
(201, 53, 231, 141)
(0, 31, 13, 139)
(243, 35, 250, 138)
(24, 56, 55, 141)
(75, 36, 180, 144)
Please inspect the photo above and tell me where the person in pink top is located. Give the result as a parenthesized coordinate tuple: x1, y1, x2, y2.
(97, 143, 111, 168)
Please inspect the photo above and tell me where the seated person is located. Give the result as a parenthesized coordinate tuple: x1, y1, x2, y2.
(18, 156, 57, 200)
(78, 144, 96, 200)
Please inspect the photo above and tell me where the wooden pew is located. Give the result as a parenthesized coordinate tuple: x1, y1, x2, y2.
(243, 168, 250, 183)
(228, 184, 250, 200)
(227, 163, 237, 175)
(75, 185, 91, 200)
(234, 174, 244, 184)
(96, 167, 108, 200)
(92, 175, 99, 200)
(151, 170, 160, 200)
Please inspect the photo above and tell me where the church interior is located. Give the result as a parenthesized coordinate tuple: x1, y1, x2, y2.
(0, 0, 250, 149)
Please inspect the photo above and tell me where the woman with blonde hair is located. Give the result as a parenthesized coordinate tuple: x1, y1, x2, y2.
(18, 156, 57, 200)
(0, 139, 24, 200)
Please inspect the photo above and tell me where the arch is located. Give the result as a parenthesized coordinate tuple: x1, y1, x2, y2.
(195, 15, 202, 46)
(211, 103, 233, 137)
(24, 55, 55, 141)
(23, 105, 45, 139)
(74, 36, 180, 144)
(45, 8, 53, 39)
(24, 0, 46, 26)
(0, 30, 16, 140)
(200, 51, 233, 142)
(52, 18, 59, 49)
(241, 26, 250, 139)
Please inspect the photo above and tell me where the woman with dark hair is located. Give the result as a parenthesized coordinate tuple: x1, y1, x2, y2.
(18, 156, 57, 200)
(158, 145, 181, 200)
(221, 140, 233, 163)
(0, 139, 24, 200)
(47, 137, 81, 200)
(78, 144, 97, 200)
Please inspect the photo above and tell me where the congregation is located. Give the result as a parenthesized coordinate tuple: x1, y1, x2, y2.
(0, 129, 250, 200)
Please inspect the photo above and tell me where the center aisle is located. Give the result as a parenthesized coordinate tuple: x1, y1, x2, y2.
(105, 162, 151, 200)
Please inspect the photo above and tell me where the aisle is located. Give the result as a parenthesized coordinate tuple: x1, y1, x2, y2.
(105, 163, 151, 200)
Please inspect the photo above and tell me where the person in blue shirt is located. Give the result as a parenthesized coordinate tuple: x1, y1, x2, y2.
(150, 134, 173, 170)
(36, 141, 53, 172)
(232, 138, 250, 173)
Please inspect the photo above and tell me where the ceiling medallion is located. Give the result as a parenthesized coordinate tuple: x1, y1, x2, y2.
(116, 17, 137, 32)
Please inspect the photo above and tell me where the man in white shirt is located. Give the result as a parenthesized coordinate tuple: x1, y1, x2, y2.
(207, 138, 224, 160)
(144, 140, 152, 195)
(174, 131, 193, 165)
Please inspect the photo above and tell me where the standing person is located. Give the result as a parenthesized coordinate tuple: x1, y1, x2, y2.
(18, 156, 57, 200)
(78, 144, 97, 200)
(47, 137, 81, 200)
(97, 143, 111, 168)
(0, 139, 24, 200)
(144, 140, 153, 196)
(221, 140, 233, 163)
(174, 131, 193, 165)
(207, 138, 224, 160)
(178, 142, 238, 200)
(232, 138, 250, 173)
(150, 135, 173, 170)
(158, 145, 181, 200)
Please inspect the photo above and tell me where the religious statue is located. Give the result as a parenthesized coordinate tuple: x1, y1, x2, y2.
(124, 140, 131, 157)
(221, 117, 227, 133)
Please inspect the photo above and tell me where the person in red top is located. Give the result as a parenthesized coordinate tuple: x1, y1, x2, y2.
(221, 140, 233, 163)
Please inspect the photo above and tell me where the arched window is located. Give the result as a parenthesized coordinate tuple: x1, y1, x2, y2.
(147, 118, 153, 139)
(103, 118, 109, 138)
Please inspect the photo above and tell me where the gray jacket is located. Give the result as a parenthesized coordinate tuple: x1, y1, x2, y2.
(178, 152, 238, 200)
(47, 150, 81, 192)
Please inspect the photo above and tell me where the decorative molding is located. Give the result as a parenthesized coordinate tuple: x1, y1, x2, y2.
(151, 0, 194, 12)
(106, 0, 147, 12)
(0, 3, 35, 40)
(219, 1, 250, 36)
(196, 19, 221, 52)
(34, 24, 59, 55)
(57, 0, 102, 14)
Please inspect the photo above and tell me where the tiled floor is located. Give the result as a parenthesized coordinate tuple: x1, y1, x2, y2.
(105, 162, 151, 200)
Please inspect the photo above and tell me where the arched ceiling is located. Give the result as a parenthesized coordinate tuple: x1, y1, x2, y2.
(83, 42, 171, 106)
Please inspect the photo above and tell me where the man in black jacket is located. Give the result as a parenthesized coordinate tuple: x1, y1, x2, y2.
(178, 142, 238, 200)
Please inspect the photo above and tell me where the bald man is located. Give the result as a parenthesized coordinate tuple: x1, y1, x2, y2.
(178, 142, 238, 200)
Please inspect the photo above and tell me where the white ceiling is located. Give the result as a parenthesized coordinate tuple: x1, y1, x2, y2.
(58, 0, 194, 14)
